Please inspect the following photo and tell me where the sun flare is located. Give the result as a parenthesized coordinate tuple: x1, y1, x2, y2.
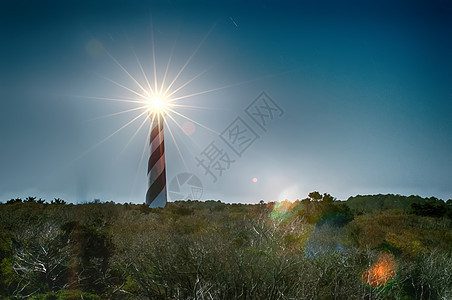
(147, 94, 168, 115)
(78, 28, 232, 178)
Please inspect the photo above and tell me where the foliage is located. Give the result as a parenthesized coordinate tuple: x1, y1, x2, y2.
(30, 290, 100, 300)
(0, 194, 451, 299)
(347, 194, 446, 214)
(411, 201, 447, 218)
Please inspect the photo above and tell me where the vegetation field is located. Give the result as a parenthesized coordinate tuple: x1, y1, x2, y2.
(1, 193, 451, 299)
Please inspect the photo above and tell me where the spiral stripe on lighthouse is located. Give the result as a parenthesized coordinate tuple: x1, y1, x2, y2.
(146, 119, 167, 208)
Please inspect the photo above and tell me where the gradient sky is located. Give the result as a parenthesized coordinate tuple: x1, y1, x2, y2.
(1, 0, 451, 204)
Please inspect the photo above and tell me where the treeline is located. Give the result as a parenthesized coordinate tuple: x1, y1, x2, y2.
(0, 193, 451, 299)
(347, 194, 452, 218)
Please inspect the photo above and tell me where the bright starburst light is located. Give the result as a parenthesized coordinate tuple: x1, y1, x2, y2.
(74, 25, 279, 199)
(75, 26, 233, 189)
(147, 94, 167, 115)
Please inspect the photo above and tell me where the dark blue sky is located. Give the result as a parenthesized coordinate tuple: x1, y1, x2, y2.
(1, 0, 451, 203)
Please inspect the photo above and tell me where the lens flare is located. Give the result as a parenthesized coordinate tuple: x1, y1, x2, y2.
(362, 252, 397, 287)
(77, 24, 278, 200)
(270, 200, 297, 220)
(182, 121, 196, 136)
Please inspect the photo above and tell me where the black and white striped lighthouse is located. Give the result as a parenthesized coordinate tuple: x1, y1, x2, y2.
(146, 115, 167, 208)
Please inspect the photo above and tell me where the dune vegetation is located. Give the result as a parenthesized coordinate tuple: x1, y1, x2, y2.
(0, 193, 451, 299)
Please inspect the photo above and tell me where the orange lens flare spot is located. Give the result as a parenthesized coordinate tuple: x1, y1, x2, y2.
(252, 177, 258, 183)
(362, 252, 397, 287)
